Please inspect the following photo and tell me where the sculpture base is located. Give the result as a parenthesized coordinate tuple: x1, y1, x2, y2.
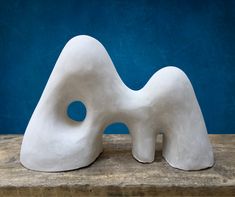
(1, 134, 234, 196)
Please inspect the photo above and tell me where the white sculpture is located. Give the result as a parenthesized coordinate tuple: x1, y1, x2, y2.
(20, 35, 214, 172)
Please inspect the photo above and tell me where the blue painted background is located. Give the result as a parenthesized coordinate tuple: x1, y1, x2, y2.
(0, 0, 234, 134)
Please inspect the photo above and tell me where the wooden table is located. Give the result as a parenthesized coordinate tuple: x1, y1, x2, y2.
(0, 134, 234, 196)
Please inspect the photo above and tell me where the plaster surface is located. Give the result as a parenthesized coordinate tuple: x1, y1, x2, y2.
(20, 35, 214, 172)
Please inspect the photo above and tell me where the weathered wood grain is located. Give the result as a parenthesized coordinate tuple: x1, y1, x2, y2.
(0, 134, 234, 196)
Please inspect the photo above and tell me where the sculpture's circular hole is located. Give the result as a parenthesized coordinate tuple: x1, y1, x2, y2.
(67, 101, 86, 121)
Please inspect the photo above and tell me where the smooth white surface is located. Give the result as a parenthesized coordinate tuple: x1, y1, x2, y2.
(20, 35, 214, 172)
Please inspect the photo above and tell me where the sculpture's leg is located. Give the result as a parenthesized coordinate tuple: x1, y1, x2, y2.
(129, 66, 214, 170)
(20, 35, 123, 172)
(130, 124, 157, 163)
(153, 67, 214, 170)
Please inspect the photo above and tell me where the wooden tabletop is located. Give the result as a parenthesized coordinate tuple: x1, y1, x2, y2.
(0, 134, 234, 196)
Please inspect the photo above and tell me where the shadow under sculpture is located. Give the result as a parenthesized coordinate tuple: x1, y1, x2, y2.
(20, 35, 214, 172)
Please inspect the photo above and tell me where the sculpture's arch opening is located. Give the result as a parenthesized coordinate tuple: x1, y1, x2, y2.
(104, 122, 129, 134)
(67, 101, 86, 122)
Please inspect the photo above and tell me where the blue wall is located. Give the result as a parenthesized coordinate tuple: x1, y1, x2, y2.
(0, 0, 234, 134)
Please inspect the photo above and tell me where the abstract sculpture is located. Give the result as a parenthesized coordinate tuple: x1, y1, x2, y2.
(20, 35, 214, 172)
